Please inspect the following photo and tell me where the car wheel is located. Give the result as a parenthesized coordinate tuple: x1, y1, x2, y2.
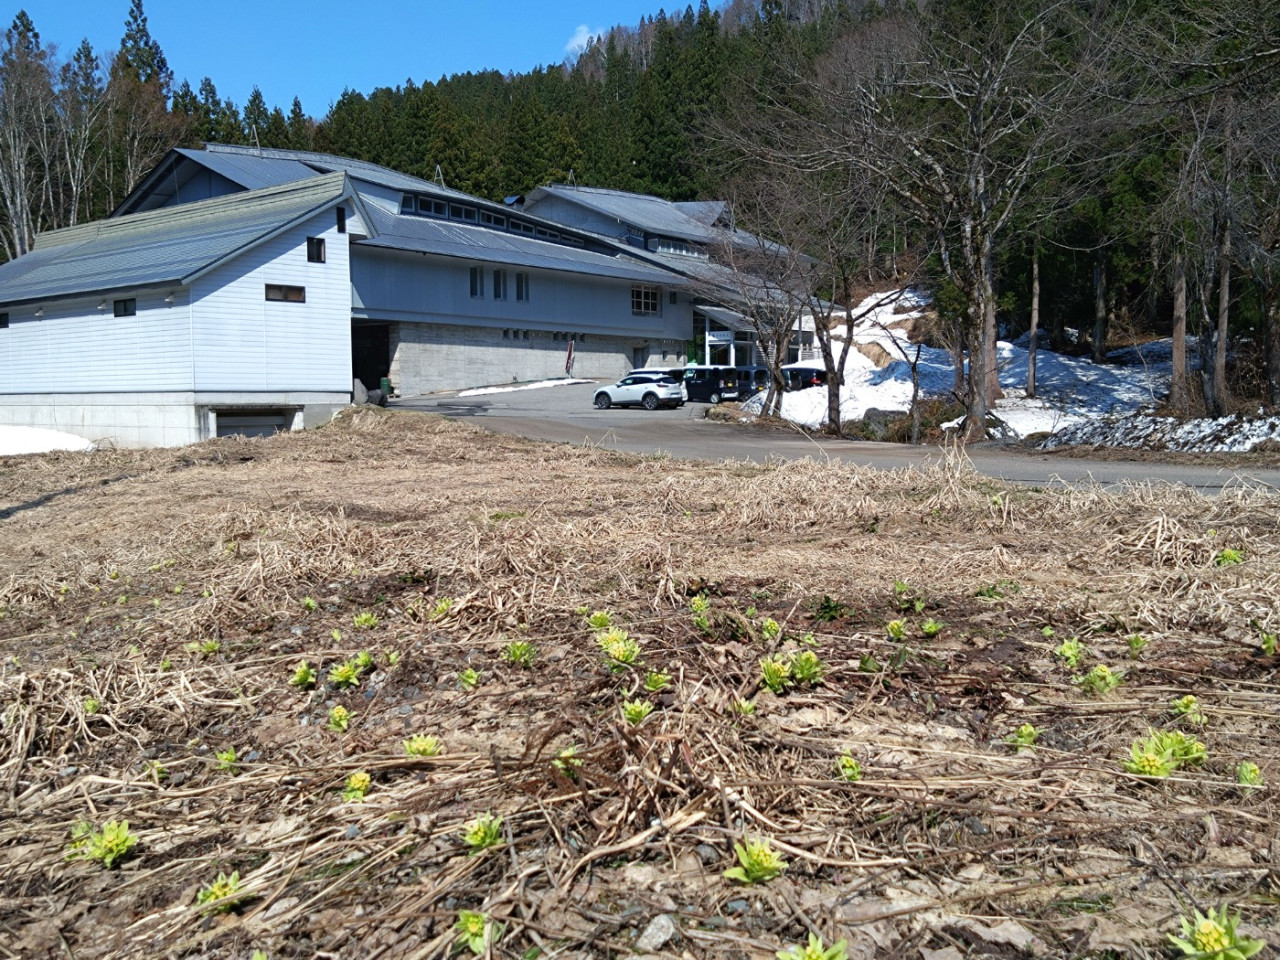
(708, 392, 720, 404)
(642, 393, 660, 411)
(594, 393, 611, 409)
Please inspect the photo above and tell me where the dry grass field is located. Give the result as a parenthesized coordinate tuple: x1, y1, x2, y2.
(1, 409, 1277, 959)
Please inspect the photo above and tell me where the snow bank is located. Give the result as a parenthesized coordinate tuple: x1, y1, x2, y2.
(742, 288, 1169, 437)
(1041, 413, 1280, 453)
(0, 425, 95, 457)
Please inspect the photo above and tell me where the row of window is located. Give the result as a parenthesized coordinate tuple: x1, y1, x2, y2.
(400, 194, 585, 248)
(502, 329, 588, 342)
(470, 267, 530, 302)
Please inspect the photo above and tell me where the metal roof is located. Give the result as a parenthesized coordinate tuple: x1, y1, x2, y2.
(357, 205, 681, 285)
(0, 173, 352, 306)
(175, 147, 317, 190)
(525, 185, 727, 245)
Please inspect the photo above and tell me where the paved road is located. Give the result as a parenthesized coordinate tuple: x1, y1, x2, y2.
(392, 381, 1280, 492)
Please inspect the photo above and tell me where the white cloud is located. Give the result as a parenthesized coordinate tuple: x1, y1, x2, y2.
(564, 24, 603, 54)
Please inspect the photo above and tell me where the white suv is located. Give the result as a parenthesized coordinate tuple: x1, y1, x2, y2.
(593, 374, 684, 410)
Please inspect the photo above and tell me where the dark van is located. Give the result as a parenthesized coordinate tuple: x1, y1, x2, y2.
(782, 365, 827, 392)
(681, 365, 738, 403)
(735, 366, 771, 397)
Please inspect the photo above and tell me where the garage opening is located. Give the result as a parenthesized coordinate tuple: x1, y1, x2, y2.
(213, 408, 297, 438)
(352, 322, 391, 393)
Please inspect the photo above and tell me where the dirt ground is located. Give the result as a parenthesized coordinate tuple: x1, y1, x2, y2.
(0, 408, 1277, 959)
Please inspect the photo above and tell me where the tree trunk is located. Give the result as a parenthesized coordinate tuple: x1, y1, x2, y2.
(964, 288, 991, 441)
(1213, 218, 1231, 415)
(1170, 251, 1188, 414)
(1091, 250, 1107, 363)
(1027, 246, 1039, 399)
(1266, 290, 1280, 409)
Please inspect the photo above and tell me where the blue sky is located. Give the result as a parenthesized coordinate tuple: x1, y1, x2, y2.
(13, 1, 665, 117)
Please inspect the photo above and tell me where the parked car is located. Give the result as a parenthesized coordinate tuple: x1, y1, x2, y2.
(680, 365, 739, 404)
(593, 373, 684, 410)
(735, 366, 771, 397)
(782, 365, 828, 391)
(627, 368, 688, 403)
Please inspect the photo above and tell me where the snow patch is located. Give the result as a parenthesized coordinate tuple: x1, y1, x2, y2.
(457, 378, 593, 398)
(0, 426, 95, 457)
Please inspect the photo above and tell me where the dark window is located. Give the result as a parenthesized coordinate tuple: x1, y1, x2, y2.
(113, 298, 137, 317)
(522, 330, 529, 340)
(480, 211, 507, 228)
(669, 291, 678, 305)
(400, 195, 415, 214)
(0, 312, 8, 329)
(265, 284, 306, 303)
(503, 328, 510, 339)
(631, 285, 661, 316)
(469, 266, 484, 298)
(307, 237, 326, 263)
(516, 272, 529, 302)
(336, 206, 347, 233)
(450, 204, 477, 222)
(492, 269, 507, 300)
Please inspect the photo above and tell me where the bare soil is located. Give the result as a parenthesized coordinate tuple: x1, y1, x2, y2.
(0, 409, 1277, 959)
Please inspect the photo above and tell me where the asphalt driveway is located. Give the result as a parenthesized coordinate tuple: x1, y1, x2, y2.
(393, 380, 1280, 492)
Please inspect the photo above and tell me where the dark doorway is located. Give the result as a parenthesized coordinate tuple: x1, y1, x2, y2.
(352, 323, 391, 392)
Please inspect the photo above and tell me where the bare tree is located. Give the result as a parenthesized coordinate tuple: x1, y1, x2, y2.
(0, 13, 56, 260)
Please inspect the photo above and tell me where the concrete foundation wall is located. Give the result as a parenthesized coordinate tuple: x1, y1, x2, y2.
(0, 392, 349, 449)
(389, 321, 688, 395)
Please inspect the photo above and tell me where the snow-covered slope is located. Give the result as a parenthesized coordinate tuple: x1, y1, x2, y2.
(741, 289, 1275, 453)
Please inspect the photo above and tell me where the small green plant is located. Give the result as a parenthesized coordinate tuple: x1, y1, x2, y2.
(1122, 733, 1175, 778)
(759, 655, 792, 694)
(1076, 664, 1121, 697)
(586, 609, 612, 629)
(689, 594, 711, 615)
(289, 661, 318, 689)
(330, 628, 342, 642)
(1213, 547, 1246, 567)
(1171, 694, 1206, 726)
(643, 669, 672, 693)
(744, 605, 758, 619)
(68, 819, 137, 869)
(301, 596, 318, 612)
(404, 734, 442, 757)
(976, 578, 1018, 599)
(621, 697, 654, 726)
(777, 933, 849, 960)
(454, 909, 502, 955)
(146, 760, 167, 783)
(502, 639, 537, 668)
(458, 667, 481, 689)
(185, 639, 221, 656)
(1005, 723, 1039, 751)
(885, 618, 907, 641)
(430, 597, 454, 619)
(195, 870, 246, 913)
(328, 660, 361, 689)
(814, 594, 850, 621)
(159, 657, 173, 671)
(215, 747, 238, 772)
(760, 617, 782, 641)
(326, 705, 353, 732)
(1236, 761, 1264, 788)
(723, 836, 787, 884)
(461, 812, 503, 854)
(342, 770, 372, 802)
(1056, 636, 1084, 668)
(858, 652, 882, 673)
(352, 611, 379, 629)
(386, 649, 401, 667)
(1125, 633, 1148, 658)
(552, 745, 583, 780)
(354, 650, 373, 673)
(789, 649, 827, 685)
(835, 751, 862, 782)
(731, 697, 756, 716)
(1168, 905, 1264, 959)
(1040, 625, 1056, 638)
(920, 617, 944, 638)
(82, 697, 100, 715)
(597, 628, 641, 671)
(1152, 729, 1207, 767)
(1255, 620, 1278, 656)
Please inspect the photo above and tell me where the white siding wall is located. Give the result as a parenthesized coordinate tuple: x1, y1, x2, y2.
(0, 290, 193, 394)
(190, 210, 351, 392)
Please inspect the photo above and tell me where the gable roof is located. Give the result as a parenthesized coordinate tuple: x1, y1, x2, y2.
(0, 173, 359, 307)
(524, 184, 731, 245)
